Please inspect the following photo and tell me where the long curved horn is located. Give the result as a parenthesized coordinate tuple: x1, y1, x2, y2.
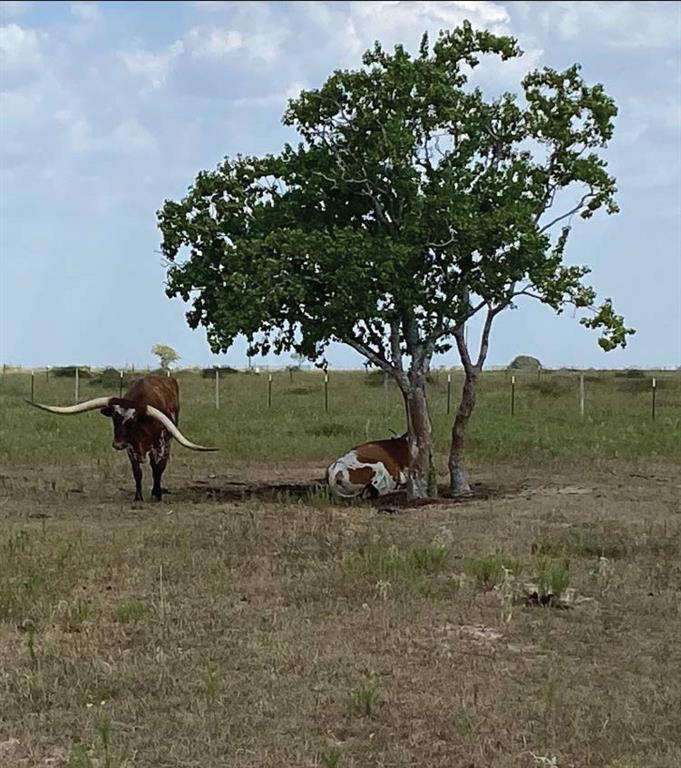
(26, 396, 113, 415)
(146, 405, 218, 451)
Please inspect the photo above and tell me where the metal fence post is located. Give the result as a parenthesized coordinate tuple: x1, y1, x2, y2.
(510, 375, 515, 416)
(579, 373, 585, 417)
(31, 370, 35, 403)
(268, 374, 272, 408)
(215, 368, 220, 410)
(652, 377, 657, 420)
(119, 370, 124, 397)
(447, 373, 452, 415)
(324, 372, 329, 412)
(75, 367, 79, 403)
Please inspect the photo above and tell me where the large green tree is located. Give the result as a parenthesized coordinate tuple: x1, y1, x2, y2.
(158, 22, 633, 499)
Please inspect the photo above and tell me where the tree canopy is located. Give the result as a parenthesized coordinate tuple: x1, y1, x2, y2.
(159, 22, 632, 378)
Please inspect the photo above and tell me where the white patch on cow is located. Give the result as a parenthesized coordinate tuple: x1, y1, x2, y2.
(126, 445, 146, 464)
(151, 429, 169, 464)
(327, 450, 402, 499)
(113, 405, 137, 422)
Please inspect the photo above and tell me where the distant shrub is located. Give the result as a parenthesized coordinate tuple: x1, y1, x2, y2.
(509, 355, 542, 370)
(52, 366, 92, 378)
(202, 367, 239, 379)
(614, 368, 645, 378)
(89, 368, 132, 389)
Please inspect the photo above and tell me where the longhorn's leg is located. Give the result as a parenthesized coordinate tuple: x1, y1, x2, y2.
(127, 448, 143, 502)
(150, 431, 170, 502)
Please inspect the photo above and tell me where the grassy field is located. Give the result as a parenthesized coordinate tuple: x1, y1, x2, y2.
(2, 367, 680, 465)
(1, 368, 680, 767)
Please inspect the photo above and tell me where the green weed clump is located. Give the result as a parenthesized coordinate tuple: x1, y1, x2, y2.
(114, 600, 145, 624)
(536, 557, 571, 602)
(349, 677, 381, 717)
(463, 553, 522, 590)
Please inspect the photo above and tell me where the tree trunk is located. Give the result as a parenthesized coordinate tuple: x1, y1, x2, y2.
(448, 370, 477, 496)
(402, 379, 435, 500)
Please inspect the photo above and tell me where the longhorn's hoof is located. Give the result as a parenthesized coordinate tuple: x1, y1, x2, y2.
(133, 494, 144, 503)
(151, 492, 163, 502)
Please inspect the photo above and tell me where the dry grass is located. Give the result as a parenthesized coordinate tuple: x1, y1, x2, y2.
(1, 454, 680, 767)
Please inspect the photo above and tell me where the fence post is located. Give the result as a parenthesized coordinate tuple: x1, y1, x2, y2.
(510, 375, 515, 416)
(652, 377, 656, 420)
(119, 370, 124, 397)
(46, 366, 50, 382)
(447, 373, 452, 415)
(215, 368, 220, 410)
(579, 373, 585, 417)
(324, 371, 329, 413)
(268, 374, 272, 408)
(31, 370, 35, 403)
(75, 367, 79, 403)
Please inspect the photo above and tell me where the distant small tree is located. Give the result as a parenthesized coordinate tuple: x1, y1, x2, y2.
(151, 344, 180, 371)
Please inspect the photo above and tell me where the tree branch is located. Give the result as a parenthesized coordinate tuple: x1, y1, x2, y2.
(344, 337, 401, 379)
(453, 326, 474, 376)
(475, 303, 505, 370)
(539, 191, 594, 234)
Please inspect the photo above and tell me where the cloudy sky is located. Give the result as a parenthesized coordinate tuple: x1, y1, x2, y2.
(1, 1, 680, 370)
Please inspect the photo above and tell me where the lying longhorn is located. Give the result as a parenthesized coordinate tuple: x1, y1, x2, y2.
(27, 375, 216, 501)
(327, 432, 409, 499)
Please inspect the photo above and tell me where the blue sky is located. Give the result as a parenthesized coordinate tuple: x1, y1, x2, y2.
(1, 0, 680, 370)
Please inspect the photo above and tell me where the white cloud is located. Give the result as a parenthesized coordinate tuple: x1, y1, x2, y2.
(304, 0, 511, 62)
(110, 117, 157, 154)
(543, 1, 681, 49)
(70, 1, 101, 24)
(68, 117, 93, 153)
(119, 40, 184, 88)
(0, 1, 32, 17)
(66, 115, 156, 155)
(625, 95, 681, 136)
(0, 85, 40, 120)
(232, 80, 306, 109)
(0, 22, 43, 88)
(185, 24, 287, 63)
(0, 22, 40, 66)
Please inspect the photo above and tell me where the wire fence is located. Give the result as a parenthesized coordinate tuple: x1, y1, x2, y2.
(4, 363, 678, 422)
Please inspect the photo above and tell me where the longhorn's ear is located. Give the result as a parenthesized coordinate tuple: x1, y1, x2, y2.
(100, 407, 114, 417)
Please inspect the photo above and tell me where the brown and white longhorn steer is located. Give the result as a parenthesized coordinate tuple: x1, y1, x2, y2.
(327, 433, 409, 499)
(28, 375, 217, 501)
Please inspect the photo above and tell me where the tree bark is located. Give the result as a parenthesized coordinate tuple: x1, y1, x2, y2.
(401, 377, 435, 500)
(448, 369, 477, 496)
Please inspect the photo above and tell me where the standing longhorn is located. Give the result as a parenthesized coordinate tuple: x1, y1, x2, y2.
(28, 375, 217, 501)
